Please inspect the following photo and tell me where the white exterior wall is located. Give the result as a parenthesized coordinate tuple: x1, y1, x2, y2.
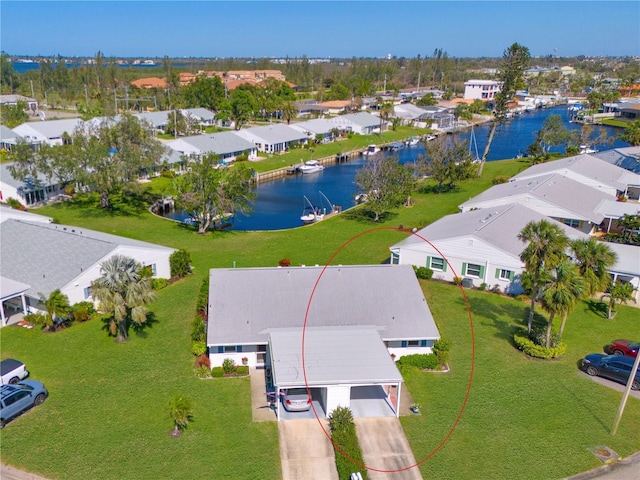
(0, 181, 21, 205)
(325, 385, 351, 415)
(464, 80, 501, 100)
(209, 346, 260, 368)
(11, 124, 48, 145)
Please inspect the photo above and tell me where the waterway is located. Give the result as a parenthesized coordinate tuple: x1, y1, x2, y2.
(163, 105, 630, 231)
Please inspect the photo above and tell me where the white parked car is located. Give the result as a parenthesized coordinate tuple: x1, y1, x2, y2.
(0, 359, 29, 386)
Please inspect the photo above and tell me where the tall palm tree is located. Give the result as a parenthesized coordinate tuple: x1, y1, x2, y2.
(540, 261, 585, 346)
(571, 238, 617, 297)
(92, 255, 156, 342)
(518, 220, 569, 333)
(168, 395, 194, 437)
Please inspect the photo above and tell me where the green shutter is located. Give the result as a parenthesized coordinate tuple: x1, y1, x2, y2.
(442, 260, 447, 272)
(426, 256, 431, 268)
(461, 262, 467, 275)
(479, 265, 485, 278)
(495, 268, 500, 279)
(509, 271, 515, 281)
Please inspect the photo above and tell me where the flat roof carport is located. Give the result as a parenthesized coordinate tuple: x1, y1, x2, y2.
(269, 326, 403, 420)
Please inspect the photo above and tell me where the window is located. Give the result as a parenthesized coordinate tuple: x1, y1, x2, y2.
(83, 286, 93, 300)
(499, 269, 514, 281)
(430, 257, 445, 271)
(407, 340, 420, 347)
(224, 346, 237, 353)
(563, 219, 580, 228)
(390, 251, 399, 265)
(466, 263, 482, 277)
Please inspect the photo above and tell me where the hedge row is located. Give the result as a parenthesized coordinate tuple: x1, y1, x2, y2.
(396, 353, 439, 370)
(513, 335, 567, 359)
(329, 407, 367, 480)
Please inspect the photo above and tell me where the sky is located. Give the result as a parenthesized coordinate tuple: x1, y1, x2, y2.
(1, 1, 639, 59)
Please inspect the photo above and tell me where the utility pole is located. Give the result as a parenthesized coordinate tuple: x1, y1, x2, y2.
(84, 84, 89, 105)
(30, 80, 35, 98)
(383, 74, 387, 93)
(417, 71, 421, 93)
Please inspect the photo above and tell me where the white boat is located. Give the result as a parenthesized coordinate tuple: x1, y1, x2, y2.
(579, 145, 597, 154)
(298, 160, 324, 174)
(425, 134, 436, 142)
(362, 144, 381, 156)
(407, 136, 420, 146)
(300, 195, 324, 224)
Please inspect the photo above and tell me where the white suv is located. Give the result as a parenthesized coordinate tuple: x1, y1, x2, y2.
(0, 359, 29, 386)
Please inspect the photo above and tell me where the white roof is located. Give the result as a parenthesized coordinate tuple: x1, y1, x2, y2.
(595, 200, 640, 219)
(593, 147, 640, 175)
(234, 123, 308, 145)
(168, 131, 256, 156)
(13, 118, 83, 140)
(0, 206, 52, 224)
(134, 111, 170, 128)
(393, 104, 430, 120)
(607, 243, 640, 278)
(181, 108, 215, 122)
(0, 276, 30, 301)
(269, 327, 402, 388)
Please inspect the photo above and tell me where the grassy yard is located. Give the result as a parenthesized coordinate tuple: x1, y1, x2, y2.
(1, 158, 638, 479)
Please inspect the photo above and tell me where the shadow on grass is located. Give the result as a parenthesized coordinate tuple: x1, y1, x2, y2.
(417, 184, 461, 195)
(100, 311, 159, 340)
(584, 299, 609, 318)
(341, 208, 399, 225)
(54, 191, 153, 218)
(556, 368, 610, 432)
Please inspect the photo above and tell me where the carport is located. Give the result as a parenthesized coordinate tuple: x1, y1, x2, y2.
(269, 326, 403, 421)
(0, 276, 30, 327)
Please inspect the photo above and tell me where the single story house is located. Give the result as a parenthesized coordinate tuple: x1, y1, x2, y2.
(167, 131, 258, 164)
(392, 104, 433, 127)
(294, 101, 329, 118)
(134, 111, 171, 132)
(593, 146, 640, 175)
(233, 123, 309, 154)
(606, 243, 640, 302)
(180, 108, 216, 127)
(389, 203, 589, 293)
(130, 77, 168, 89)
(207, 265, 439, 418)
(0, 162, 65, 207)
(0, 125, 22, 151)
(459, 173, 613, 235)
(12, 118, 83, 147)
(0, 214, 175, 326)
(288, 118, 348, 142)
(0, 94, 38, 113)
(326, 112, 385, 135)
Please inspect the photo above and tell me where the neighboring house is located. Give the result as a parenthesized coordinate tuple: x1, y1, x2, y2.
(619, 105, 640, 121)
(0, 125, 22, 150)
(593, 146, 640, 175)
(234, 123, 308, 154)
(0, 94, 38, 113)
(463, 80, 502, 100)
(319, 100, 351, 115)
(392, 103, 433, 127)
(510, 154, 640, 200)
(294, 101, 329, 118)
(134, 111, 170, 132)
(288, 118, 346, 142)
(207, 264, 439, 419)
(0, 216, 175, 326)
(389, 203, 589, 293)
(12, 118, 82, 147)
(130, 77, 168, 89)
(606, 243, 640, 302)
(329, 112, 384, 135)
(167, 131, 258, 164)
(0, 162, 65, 207)
(180, 108, 216, 127)
(459, 173, 613, 235)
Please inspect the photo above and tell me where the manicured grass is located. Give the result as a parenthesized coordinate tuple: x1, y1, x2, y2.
(4, 158, 637, 479)
(600, 119, 630, 129)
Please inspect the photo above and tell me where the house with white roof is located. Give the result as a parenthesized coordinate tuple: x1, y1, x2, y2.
(12, 118, 83, 147)
(134, 111, 170, 132)
(0, 162, 65, 207)
(0, 125, 22, 150)
(0, 212, 175, 326)
(0, 94, 38, 112)
(331, 112, 384, 135)
(389, 203, 589, 293)
(459, 174, 613, 235)
(167, 131, 258, 164)
(606, 243, 640, 302)
(233, 123, 309, 154)
(207, 264, 440, 419)
(392, 104, 433, 127)
(593, 146, 640, 175)
(180, 108, 216, 127)
(288, 118, 346, 142)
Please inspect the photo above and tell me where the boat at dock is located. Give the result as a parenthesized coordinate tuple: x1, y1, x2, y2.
(362, 144, 381, 156)
(300, 191, 338, 225)
(407, 136, 420, 146)
(389, 141, 405, 152)
(298, 159, 324, 174)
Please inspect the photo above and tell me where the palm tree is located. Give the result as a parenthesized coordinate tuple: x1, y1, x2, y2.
(603, 281, 635, 320)
(168, 395, 194, 437)
(379, 102, 394, 134)
(37, 289, 71, 330)
(540, 261, 585, 346)
(281, 100, 298, 125)
(92, 255, 156, 342)
(518, 220, 569, 333)
(571, 238, 617, 297)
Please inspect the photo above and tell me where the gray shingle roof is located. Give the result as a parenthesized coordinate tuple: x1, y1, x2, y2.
(170, 131, 256, 156)
(238, 123, 308, 144)
(339, 112, 381, 128)
(207, 264, 439, 346)
(0, 125, 21, 142)
(593, 147, 640, 175)
(14, 118, 83, 139)
(0, 162, 58, 190)
(181, 108, 215, 122)
(134, 111, 170, 128)
(460, 174, 612, 223)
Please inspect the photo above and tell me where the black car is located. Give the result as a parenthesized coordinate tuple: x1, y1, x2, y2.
(580, 354, 640, 390)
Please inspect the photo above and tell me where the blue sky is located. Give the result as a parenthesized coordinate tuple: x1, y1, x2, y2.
(2, 1, 639, 58)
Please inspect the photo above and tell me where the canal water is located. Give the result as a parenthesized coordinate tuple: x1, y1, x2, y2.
(163, 106, 629, 231)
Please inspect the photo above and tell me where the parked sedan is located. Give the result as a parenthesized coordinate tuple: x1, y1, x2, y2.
(282, 388, 312, 412)
(606, 339, 639, 358)
(580, 354, 640, 390)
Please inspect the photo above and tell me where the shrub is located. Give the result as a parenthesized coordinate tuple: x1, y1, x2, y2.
(197, 354, 211, 368)
(170, 249, 192, 278)
(151, 278, 169, 290)
(222, 358, 236, 374)
(235, 153, 248, 162)
(160, 168, 176, 178)
(528, 327, 561, 348)
(491, 284, 502, 294)
(478, 282, 487, 291)
(397, 353, 438, 370)
(196, 277, 209, 316)
(191, 341, 207, 357)
(452, 276, 462, 285)
(70, 301, 95, 323)
(329, 406, 368, 480)
(24, 312, 48, 329)
(194, 366, 211, 378)
(492, 175, 510, 185)
(397, 363, 420, 378)
(191, 317, 206, 342)
(211, 366, 225, 377)
(433, 338, 451, 366)
(278, 258, 291, 267)
(236, 365, 249, 375)
(513, 334, 567, 359)
(414, 266, 434, 280)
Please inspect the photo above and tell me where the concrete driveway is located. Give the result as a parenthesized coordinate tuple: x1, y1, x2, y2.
(579, 371, 640, 400)
(355, 417, 423, 480)
(278, 419, 338, 480)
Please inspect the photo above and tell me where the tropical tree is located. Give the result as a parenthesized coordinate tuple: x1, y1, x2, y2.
(415, 136, 476, 192)
(479, 43, 530, 176)
(2, 101, 29, 127)
(91, 255, 156, 342)
(536, 114, 570, 154)
(37, 289, 71, 330)
(619, 120, 640, 146)
(540, 260, 585, 346)
(603, 281, 635, 319)
(281, 100, 298, 124)
(354, 156, 415, 222)
(379, 101, 394, 134)
(168, 395, 194, 437)
(518, 220, 569, 333)
(174, 154, 255, 234)
(571, 238, 617, 297)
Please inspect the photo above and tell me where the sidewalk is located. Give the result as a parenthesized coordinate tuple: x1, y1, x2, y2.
(564, 451, 640, 480)
(0, 464, 50, 480)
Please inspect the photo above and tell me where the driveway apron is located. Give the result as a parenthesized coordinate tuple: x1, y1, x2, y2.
(278, 419, 339, 480)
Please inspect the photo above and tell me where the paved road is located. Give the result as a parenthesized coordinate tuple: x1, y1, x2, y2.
(278, 419, 338, 480)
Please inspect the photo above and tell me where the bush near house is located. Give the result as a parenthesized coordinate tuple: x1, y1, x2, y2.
(397, 353, 439, 370)
(170, 249, 192, 278)
(513, 329, 567, 359)
(329, 406, 368, 480)
(414, 266, 434, 280)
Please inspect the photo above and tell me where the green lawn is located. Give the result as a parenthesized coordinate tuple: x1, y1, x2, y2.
(2, 158, 638, 479)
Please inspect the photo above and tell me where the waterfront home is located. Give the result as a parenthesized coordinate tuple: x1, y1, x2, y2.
(0, 210, 175, 326)
(234, 123, 309, 154)
(12, 118, 82, 147)
(593, 146, 640, 175)
(327, 112, 385, 135)
(389, 203, 588, 293)
(459, 174, 613, 235)
(392, 103, 434, 127)
(0, 162, 65, 207)
(207, 264, 439, 419)
(463, 79, 502, 101)
(167, 131, 258, 164)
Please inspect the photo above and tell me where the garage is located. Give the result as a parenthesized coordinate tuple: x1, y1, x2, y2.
(269, 326, 403, 421)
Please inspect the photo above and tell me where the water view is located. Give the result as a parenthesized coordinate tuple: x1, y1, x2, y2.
(163, 106, 630, 231)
